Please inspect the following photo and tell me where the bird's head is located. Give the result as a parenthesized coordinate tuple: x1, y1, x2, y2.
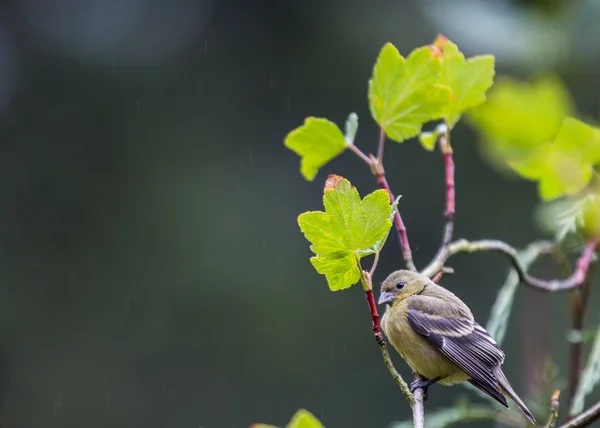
(378, 270, 429, 306)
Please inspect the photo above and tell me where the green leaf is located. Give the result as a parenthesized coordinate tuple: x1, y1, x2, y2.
(310, 253, 361, 292)
(435, 36, 495, 128)
(284, 117, 347, 181)
(537, 192, 600, 241)
(509, 117, 600, 200)
(298, 175, 395, 291)
(344, 112, 359, 145)
(468, 75, 573, 169)
(287, 409, 324, 428)
(368, 43, 452, 142)
(570, 321, 600, 415)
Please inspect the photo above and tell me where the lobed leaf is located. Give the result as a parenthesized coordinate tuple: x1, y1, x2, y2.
(468, 75, 573, 169)
(368, 43, 452, 142)
(284, 117, 347, 181)
(434, 35, 495, 128)
(298, 175, 395, 291)
(509, 117, 600, 200)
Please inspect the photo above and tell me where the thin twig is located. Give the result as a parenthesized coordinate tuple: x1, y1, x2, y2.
(376, 172, 416, 271)
(347, 143, 373, 166)
(369, 251, 381, 277)
(558, 400, 600, 428)
(359, 270, 414, 406)
(348, 129, 416, 271)
(376, 126, 386, 163)
(545, 390, 561, 428)
(421, 238, 599, 292)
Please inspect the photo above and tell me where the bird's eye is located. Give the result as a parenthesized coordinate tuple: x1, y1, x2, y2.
(396, 281, 406, 289)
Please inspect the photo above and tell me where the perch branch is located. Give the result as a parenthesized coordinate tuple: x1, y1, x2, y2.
(421, 238, 599, 292)
(559, 401, 600, 428)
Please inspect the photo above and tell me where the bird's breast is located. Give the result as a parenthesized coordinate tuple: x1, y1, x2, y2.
(381, 302, 465, 383)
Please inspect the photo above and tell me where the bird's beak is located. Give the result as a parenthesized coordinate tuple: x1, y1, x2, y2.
(378, 291, 395, 305)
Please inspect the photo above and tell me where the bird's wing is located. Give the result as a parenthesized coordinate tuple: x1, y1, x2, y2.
(407, 297, 508, 407)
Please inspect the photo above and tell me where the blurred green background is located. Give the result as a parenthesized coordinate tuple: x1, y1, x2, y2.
(0, 0, 599, 427)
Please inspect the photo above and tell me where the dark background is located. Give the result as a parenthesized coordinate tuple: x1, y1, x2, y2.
(0, 0, 598, 427)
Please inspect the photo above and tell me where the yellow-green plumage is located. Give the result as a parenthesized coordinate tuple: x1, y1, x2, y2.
(379, 270, 536, 426)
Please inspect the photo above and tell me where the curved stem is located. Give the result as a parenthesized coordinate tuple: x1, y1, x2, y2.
(421, 238, 599, 292)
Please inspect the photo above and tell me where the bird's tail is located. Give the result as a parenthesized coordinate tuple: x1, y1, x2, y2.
(493, 367, 537, 426)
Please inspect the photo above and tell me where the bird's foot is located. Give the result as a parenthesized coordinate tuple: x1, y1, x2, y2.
(409, 376, 441, 401)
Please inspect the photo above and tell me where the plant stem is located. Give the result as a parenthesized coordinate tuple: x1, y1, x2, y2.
(558, 401, 600, 428)
(376, 173, 416, 271)
(440, 131, 455, 247)
(347, 143, 373, 166)
(545, 390, 561, 428)
(421, 238, 599, 292)
(376, 126, 386, 163)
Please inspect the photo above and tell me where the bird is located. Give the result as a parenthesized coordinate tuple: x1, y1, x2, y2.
(378, 269, 537, 425)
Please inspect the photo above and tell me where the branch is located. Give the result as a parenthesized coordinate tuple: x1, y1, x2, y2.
(347, 129, 416, 271)
(375, 172, 416, 271)
(559, 401, 600, 428)
(440, 129, 455, 248)
(411, 372, 425, 428)
(359, 270, 415, 407)
(545, 390, 561, 428)
(421, 238, 599, 292)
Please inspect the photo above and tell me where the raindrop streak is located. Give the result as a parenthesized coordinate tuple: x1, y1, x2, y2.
(205, 39, 208, 53)
(262, 238, 267, 249)
(287, 96, 292, 113)
(53, 392, 62, 415)
(269, 75, 274, 91)
(106, 390, 110, 411)
(249, 148, 253, 165)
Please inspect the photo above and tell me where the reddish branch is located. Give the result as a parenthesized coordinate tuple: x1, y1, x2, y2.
(359, 271, 413, 405)
(440, 133, 455, 247)
(347, 128, 417, 271)
(376, 173, 416, 271)
(364, 288, 383, 344)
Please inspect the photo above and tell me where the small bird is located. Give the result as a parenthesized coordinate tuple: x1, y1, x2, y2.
(379, 270, 536, 425)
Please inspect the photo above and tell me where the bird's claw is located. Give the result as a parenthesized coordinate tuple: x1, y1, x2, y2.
(409, 380, 430, 401)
